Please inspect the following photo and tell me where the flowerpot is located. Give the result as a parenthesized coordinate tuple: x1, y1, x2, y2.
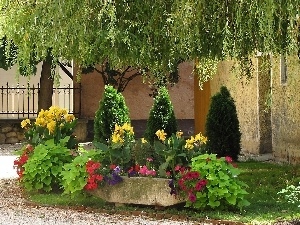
(88, 176, 185, 207)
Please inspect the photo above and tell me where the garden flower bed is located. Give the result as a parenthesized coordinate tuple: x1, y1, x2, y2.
(14, 105, 250, 211)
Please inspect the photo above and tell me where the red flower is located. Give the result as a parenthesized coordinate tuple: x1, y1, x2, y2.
(134, 164, 140, 172)
(86, 160, 94, 168)
(183, 171, 199, 180)
(232, 162, 238, 168)
(178, 178, 185, 188)
(85, 182, 97, 190)
(86, 166, 95, 174)
(92, 162, 101, 170)
(110, 164, 116, 170)
(26, 144, 34, 152)
(94, 174, 103, 181)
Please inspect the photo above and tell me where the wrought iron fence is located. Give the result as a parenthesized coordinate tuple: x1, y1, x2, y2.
(0, 82, 81, 119)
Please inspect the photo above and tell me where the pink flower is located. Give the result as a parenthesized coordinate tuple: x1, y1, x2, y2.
(146, 157, 153, 162)
(188, 192, 196, 202)
(139, 165, 148, 175)
(166, 171, 171, 177)
(225, 156, 233, 163)
(174, 165, 181, 171)
(150, 170, 156, 176)
(195, 179, 207, 191)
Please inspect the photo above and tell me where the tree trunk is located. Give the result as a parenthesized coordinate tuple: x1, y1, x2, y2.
(38, 60, 53, 113)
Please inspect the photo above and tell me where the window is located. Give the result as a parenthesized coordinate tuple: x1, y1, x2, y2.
(280, 55, 287, 85)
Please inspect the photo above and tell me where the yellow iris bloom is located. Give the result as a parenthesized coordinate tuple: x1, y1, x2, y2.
(21, 119, 31, 128)
(47, 120, 56, 134)
(155, 129, 167, 141)
(176, 131, 183, 138)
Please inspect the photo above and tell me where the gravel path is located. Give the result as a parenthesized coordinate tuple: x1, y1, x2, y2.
(0, 144, 209, 225)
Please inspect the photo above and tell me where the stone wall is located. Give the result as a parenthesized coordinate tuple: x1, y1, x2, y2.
(0, 120, 25, 144)
(0, 119, 89, 144)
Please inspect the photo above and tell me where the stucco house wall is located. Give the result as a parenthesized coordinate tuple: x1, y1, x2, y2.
(209, 56, 299, 163)
(76, 62, 194, 120)
(209, 60, 262, 154)
(270, 56, 300, 163)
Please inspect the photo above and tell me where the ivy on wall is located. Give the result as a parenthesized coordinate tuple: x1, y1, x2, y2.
(0, 0, 299, 86)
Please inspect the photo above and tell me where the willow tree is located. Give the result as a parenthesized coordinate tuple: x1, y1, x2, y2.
(0, 1, 299, 88)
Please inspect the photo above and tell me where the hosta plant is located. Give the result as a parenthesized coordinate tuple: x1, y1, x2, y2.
(186, 154, 250, 210)
(20, 137, 74, 192)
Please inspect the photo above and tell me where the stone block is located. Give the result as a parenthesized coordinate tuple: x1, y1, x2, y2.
(6, 132, 17, 138)
(5, 137, 19, 144)
(17, 132, 25, 141)
(1, 126, 13, 133)
(0, 133, 5, 144)
(88, 176, 185, 207)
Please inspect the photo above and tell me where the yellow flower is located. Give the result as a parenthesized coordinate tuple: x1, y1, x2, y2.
(37, 109, 45, 118)
(122, 123, 134, 135)
(47, 120, 56, 134)
(176, 131, 183, 138)
(155, 129, 167, 142)
(111, 133, 124, 143)
(194, 133, 208, 144)
(35, 117, 47, 127)
(21, 119, 30, 128)
(141, 138, 147, 144)
(114, 124, 124, 137)
(185, 136, 195, 150)
(200, 136, 208, 144)
(64, 114, 75, 122)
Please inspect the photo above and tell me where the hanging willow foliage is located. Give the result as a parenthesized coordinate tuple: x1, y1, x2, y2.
(0, 0, 299, 85)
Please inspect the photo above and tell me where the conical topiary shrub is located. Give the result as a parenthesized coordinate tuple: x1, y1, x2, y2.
(145, 86, 177, 143)
(205, 86, 241, 161)
(94, 85, 130, 143)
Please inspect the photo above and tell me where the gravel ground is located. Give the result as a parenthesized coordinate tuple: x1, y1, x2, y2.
(0, 144, 208, 225)
(0, 179, 203, 225)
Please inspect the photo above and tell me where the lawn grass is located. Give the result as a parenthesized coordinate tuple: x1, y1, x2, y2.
(28, 161, 300, 224)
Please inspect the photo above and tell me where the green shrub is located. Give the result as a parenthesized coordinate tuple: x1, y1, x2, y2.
(94, 85, 130, 143)
(205, 86, 241, 161)
(21, 137, 74, 192)
(145, 86, 177, 143)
